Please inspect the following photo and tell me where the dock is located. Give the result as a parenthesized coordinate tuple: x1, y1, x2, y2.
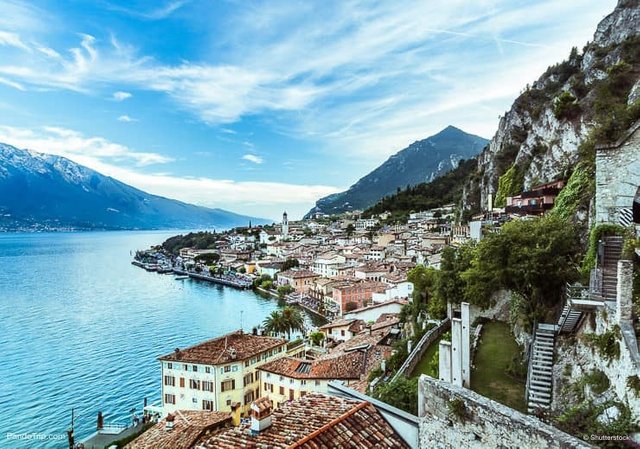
(79, 422, 146, 449)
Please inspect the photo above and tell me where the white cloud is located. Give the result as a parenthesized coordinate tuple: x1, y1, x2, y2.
(0, 125, 339, 219)
(113, 91, 132, 101)
(0, 125, 172, 167)
(0, 30, 30, 52)
(117, 114, 137, 122)
(242, 154, 263, 164)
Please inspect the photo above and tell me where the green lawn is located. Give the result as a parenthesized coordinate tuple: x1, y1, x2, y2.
(410, 334, 445, 379)
(471, 321, 526, 412)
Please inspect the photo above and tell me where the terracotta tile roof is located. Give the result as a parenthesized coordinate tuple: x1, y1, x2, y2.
(258, 351, 367, 380)
(124, 410, 230, 449)
(319, 318, 363, 331)
(278, 269, 319, 279)
(195, 393, 410, 449)
(158, 330, 286, 365)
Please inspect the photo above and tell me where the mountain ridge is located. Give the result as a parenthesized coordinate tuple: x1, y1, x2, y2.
(0, 143, 265, 231)
(306, 126, 488, 217)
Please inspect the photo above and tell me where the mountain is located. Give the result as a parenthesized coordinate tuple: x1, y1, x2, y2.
(306, 126, 488, 217)
(0, 143, 265, 230)
(460, 0, 640, 222)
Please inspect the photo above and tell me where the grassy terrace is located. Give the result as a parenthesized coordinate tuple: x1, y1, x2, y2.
(410, 334, 445, 379)
(471, 321, 526, 412)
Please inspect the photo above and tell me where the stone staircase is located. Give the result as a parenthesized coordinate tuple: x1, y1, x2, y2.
(557, 304, 582, 333)
(601, 235, 623, 301)
(526, 324, 556, 414)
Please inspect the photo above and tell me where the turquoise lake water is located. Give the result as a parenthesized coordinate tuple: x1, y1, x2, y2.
(0, 231, 316, 448)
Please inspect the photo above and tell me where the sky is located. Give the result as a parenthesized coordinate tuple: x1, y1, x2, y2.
(0, 0, 617, 220)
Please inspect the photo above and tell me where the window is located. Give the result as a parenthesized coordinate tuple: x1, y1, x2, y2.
(232, 365, 238, 372)
(183, 364, 188, 371)
(192, 397, 197, 403)
(243, 373, 254, 387)
(163, 375, 175, 387)
(341, 330, 345, 336)
(164, 394, 175, 405)
(289, 389, 295, 400)
(202, 380, 214, 392)
(279, 376, 283, 381)
(189, 379, 201, 390)
(205, 367, 211, 374)
(224, 365, 231, 373)
(226, 399, 232, 406)
(290, 379, 294, 384)
(255, 371, 260, 381)
(245, 360, 250, 367)
(315, 380, 321, 386)
(220, 379, 235, 392)
(279, 386, 285, 395)
(167, 363, 173, 369)
(192, 365, 198, 372)
(202, 399, 214, 411)
(300, 391, 307, 397)
(179, 378, 185, 388)
(244, 391, 254, 405)
(301, 380, 307, 385)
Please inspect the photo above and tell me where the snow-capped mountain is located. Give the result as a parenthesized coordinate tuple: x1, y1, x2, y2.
(0, 143, 264, 230)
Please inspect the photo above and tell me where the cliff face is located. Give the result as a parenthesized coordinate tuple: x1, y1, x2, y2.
(465, 0, 640, 213)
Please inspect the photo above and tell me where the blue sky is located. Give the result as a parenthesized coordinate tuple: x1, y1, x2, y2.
(0, 0, 616, 220)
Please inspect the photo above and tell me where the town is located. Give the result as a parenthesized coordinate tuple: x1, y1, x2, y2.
(83, 123, 640, 449)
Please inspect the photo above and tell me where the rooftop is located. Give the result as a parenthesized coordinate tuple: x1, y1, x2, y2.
(278, 269, 319, 279)
(195, 393, 410, 449)
(124, 410, 230, 449)
(258, 351, 368, 380)
(158, 330, 286, 365)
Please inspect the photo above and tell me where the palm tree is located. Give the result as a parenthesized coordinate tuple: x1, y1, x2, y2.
(281, 307, 305, 340)
(262, 311, 286, 337)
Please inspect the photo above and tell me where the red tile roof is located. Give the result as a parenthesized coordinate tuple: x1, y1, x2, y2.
(158, 330, 286, 365)
(195, 393, 410, 448)
(257, 351, 366, 380)
(124, 410, 230, 449)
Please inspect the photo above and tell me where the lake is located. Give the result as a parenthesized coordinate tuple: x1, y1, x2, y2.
(0, 231, 318, 448)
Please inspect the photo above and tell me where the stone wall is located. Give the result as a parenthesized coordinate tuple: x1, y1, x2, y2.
(595, 120, 640, 224)
(418, 375, 594, 449)
(393, 318, 450, 381)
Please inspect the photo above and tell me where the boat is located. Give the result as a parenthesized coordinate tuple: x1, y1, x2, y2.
(174, 275, 190, 280)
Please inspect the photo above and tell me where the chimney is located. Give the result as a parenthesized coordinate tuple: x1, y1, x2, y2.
(250, 397, 273, 434)
(165, 413, 175, 431)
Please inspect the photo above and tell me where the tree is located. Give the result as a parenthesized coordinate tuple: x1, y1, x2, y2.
(345, 301, 359, 312)
(194, 252, 220, 265)
(373, 376, 418, 415)
(277, 284, 294, 299)
(345, 223, 355, 237)
(281, 258, 300, 271)
(281, 306, 305, 339)
(263, 311, 286, 337)
(463, 216, 580, 328)
(308, 331, 325, 346)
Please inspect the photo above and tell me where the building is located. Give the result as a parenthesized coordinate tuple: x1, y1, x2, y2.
(276, 269, 319, 293)
(124, 410, 231, 449)
(332, 280, 388, 314)
(344, 299, 407, 323)
(319, 318, 366, 342)
(505, 180, 565, 216)
(158, 330, 287, 415)
(312, 251, 346, 277)
(281, 211, 289, 239)
(256, 351, 374, 407)
(194, 392, 411, 448)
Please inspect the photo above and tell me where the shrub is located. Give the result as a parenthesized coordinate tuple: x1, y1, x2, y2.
(584, 326, 621, 363)
(627, 375, 640, 395)
(494, 164, 525, 207)
(447, 398, 468, 422)
(553, 91, 581, 120)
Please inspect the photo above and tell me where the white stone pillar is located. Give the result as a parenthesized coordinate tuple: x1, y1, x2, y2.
(461, 302, 471, 387)
(438, 340, 452, 383)
(451, 318, 463, 387)
(617, 260, 634, 324)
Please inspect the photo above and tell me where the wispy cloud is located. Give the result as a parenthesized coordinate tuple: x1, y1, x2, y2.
(113, 91, 132, 101)
(117, 114, 137, 122)
(0, 125, 172, 167)
(242, 154, 263, 164)
(0, 30, 30, 52)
